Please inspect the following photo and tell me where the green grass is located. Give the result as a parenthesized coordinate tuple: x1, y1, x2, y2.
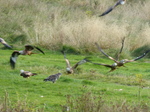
(0, 49, 150, 111)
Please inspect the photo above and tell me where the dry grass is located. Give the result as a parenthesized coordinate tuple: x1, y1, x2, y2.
(1, 0, 150, 52)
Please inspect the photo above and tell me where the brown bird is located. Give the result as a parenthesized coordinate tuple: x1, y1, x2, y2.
(10, 45, 45, 69)
(20, 70, 37, 78)
(99, 0, 126, 17)
(0, 38, 12, 49)
(95, 42, 150, 69)
(61, 51, 90, 74)
(43, 73, 62, 83)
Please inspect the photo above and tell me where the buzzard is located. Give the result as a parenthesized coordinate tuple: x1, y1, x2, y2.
(44, 73, 62, 83)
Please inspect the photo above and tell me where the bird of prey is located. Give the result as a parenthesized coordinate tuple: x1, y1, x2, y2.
(10, 45, 45, 69)
(20, 70, 37, 78)
(61, 51, 90, 74)
(95, 42, 150, 68)
(99, 0, 126, 17)
(0, 38, 12, 49)
(43, 73, 62, 83)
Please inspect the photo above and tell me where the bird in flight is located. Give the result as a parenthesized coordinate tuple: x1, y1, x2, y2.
(10, 45, 45, 69)
(44, 73, 62, 83)
(0, 38, 12, 49)
(61, 51, 90, 74)
(95, 41, 150, 69)
(20, 70, 37, 78)
(99, 0, 126, 17)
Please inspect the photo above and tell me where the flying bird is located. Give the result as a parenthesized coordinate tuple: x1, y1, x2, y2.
(20, 70, 37, 78)
(43, 73, 62, 83)
(10, 45, 45, 69)
(99, 0, 126, 17)
(95, 42, 150, 69)
(0, 38, 12, 49)
(61, 51, 90, 74)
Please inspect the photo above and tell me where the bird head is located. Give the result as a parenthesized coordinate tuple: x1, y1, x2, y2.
(112, 63, 117, 67)
(20, 69, 24, 73)
(120, 0, 126, 5)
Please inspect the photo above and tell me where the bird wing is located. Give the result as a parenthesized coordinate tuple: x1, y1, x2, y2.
(25, 45, 34, 51)
(95, 43, 118, 63)
(61, 51, 72, 68)
(3, 43, 12, 49)
(72, 57, 90, 69)
(116, 37, 125, 61)
(34, 46, 45, 54)
(125, 50, 150, 63)
(99, 0, 121, 17)
(10, 51, 20, 69)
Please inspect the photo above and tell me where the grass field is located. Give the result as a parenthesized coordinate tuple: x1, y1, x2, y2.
(0, 49, 150, 111)
(0, 0, 150, 111)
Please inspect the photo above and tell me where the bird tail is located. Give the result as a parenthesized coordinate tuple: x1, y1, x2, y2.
(32, 73, 37, 76)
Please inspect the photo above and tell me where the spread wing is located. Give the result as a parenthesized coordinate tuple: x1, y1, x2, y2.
(125, 50, 150, 63)
(99, 0, 121, 17)
(34, 46, 45, 54)
(25, 45, 34, 51)
(87, 60, 113, 68)
(95, 43, 118, 63)
(116, 37, 125, 61)
(72, 57, 90, 69)
(10, 51, 20, 69)
(61, 51, 72, 68)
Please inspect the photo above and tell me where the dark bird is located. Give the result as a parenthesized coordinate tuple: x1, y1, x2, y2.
(61, 51, 90, 74)
(10, 45, 45, 69)
(95, 42, 150, 69)
(20, 70, 37, 78)
(44, 73, 62, 83)
(99, 0, 126, 17)
(0, 38, 12, 49)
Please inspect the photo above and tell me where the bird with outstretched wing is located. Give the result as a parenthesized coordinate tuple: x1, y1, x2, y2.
(61, 51, 90, 74)
(10, 45, 45, 69)
(95, 41, 150, 69)
(99, 0, 126, 17)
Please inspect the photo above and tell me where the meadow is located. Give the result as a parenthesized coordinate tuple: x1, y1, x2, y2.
(0, 0, 150, 111)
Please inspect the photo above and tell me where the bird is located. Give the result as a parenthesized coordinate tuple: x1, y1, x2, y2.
(61, 51, 90, 74)
(20, 70, 37, 78)
(95, 42, 150, 69)
(0, 38, 12, 49)
(43, 73, 62, 83)
(87, 60, 118, 72)
(99, 0, 126, 17)
(10, 45, 45, 69)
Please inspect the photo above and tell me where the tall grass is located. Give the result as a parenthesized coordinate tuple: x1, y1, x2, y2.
(0, 0, 150, 52)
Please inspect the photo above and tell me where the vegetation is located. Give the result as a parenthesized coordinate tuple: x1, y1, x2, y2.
(0, 0, 150, 111)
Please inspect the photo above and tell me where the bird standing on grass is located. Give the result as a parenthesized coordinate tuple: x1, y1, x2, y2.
(44, 73, 62, 83)
(20, 70, 37, 78)
(99, 0, 126, 17)
(61, 51, 90, 74)
(0, 38, 12, 49)
(10, 45, 45, 69)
